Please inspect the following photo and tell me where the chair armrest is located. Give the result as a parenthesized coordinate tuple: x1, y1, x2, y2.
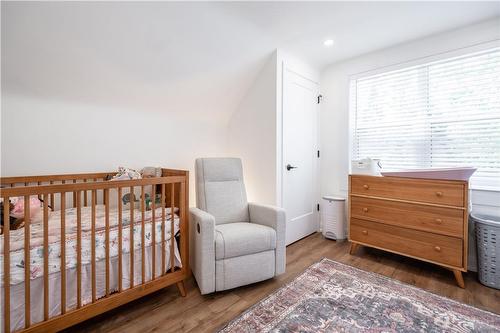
(248, 202, 286, 231)
(189, 207, 216, 294)
(248, 203, 286, 276)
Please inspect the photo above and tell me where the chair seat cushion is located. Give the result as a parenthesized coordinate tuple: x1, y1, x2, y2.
(215, 222, 276, 260)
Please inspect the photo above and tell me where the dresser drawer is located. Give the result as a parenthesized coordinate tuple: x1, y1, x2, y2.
(350, 175, 465, 207)
(350, 196, 464, 237)
(350, 218, 463, 268)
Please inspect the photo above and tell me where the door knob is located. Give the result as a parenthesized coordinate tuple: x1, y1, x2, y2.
(286, 164, 298, 171)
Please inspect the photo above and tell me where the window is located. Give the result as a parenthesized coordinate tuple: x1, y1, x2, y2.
(350, 47, 500, 190)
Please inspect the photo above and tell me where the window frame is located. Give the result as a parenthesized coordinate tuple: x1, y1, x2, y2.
(348, 40, 500, 191)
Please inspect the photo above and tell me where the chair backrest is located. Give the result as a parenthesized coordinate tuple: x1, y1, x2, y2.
(195, 158, 249, 224)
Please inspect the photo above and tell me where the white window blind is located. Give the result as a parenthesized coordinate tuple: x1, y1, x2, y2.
(351, 47, 500, 190)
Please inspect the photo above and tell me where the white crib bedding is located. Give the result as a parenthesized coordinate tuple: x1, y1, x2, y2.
(0, 204, 180, 286)
(1, 239, 182, 332)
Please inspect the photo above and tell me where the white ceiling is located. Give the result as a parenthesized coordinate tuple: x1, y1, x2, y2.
(220, 2, 500, 68)
(2, 2, 499, 121)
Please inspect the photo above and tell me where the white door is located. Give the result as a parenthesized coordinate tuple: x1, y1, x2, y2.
(282, 68, 319, 245)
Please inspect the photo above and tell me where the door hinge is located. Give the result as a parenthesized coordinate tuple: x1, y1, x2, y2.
(317, 94, 323, 104)
(317, 150, 320, 158)
(317, 203, 320, 211)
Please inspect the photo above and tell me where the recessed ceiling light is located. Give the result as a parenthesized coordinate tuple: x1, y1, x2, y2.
(323, 39, 334, 47)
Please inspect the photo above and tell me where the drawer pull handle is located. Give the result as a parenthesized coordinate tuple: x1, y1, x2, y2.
(363, 207, 369, 213)
(363, 184, 369, 190)
(362, 230, 368, 235)
(435, 191, 443, 197)
(434, 246, 441, 252)
(435, 218, 443, 224)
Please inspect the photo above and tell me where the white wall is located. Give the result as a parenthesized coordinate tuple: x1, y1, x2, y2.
(1, 93, 228, 204)
(319, 18, 500, 216)
(2, 1, 277, 207)
(227, 53, 278, 205)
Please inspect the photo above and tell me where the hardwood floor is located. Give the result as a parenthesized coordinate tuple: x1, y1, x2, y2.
(65, 233, 500, 333)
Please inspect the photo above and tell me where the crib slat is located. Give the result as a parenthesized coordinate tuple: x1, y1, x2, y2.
(43, 195, 49, 320)
(91, 190, 97, 303)
(180, 181, 187, 272)
(36, 182, 41, 202)
(76, 191, 82, 308)
(151, 185, 156, 280)
(161, 184, 166, 275)
(130, 186, 134, 288)
(105, 189, 110, 296)
(4, 198, 11, 333)
(60, 193, 66, 314)
(118, 187, 123, 292)
(83, 179, 88, 207)
(170, 184, 175, 272)
(24, 195, 31, 327)
(141, 186, 145, 284)
(73, 179, 77, 208)
(49, 181, 54, 211)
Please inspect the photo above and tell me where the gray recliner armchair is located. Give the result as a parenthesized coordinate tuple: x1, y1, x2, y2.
(189, 158, 286, 294)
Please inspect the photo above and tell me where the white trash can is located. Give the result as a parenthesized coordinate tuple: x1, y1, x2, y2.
(321, 195, 346, 240)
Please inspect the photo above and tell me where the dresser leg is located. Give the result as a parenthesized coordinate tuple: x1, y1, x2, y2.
(453, 270, 465, 289)
(349, 242, 359, 255)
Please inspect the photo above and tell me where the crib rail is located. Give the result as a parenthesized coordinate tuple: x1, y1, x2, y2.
(1, 172, 114, 211)
(1, 169, 189, 333)
(1, 172, 114, 185)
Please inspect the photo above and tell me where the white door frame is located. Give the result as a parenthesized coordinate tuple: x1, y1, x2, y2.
(277, 57, 320, 244)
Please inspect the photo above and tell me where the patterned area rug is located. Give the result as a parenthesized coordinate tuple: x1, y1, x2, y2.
(219, 258, 500, 333)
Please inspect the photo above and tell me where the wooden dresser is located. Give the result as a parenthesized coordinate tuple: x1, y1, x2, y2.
(348, 175, 469, 288)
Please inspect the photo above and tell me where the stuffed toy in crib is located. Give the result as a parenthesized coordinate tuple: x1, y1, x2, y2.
(0, 196, 41, 233)
(122, 192, 160, 211)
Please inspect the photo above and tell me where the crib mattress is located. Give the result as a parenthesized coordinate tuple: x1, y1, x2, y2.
(1, 204, 180, 285)
(1, 239, 182, 332)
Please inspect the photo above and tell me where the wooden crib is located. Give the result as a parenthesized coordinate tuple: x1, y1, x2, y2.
(0, 169, 189, 333)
